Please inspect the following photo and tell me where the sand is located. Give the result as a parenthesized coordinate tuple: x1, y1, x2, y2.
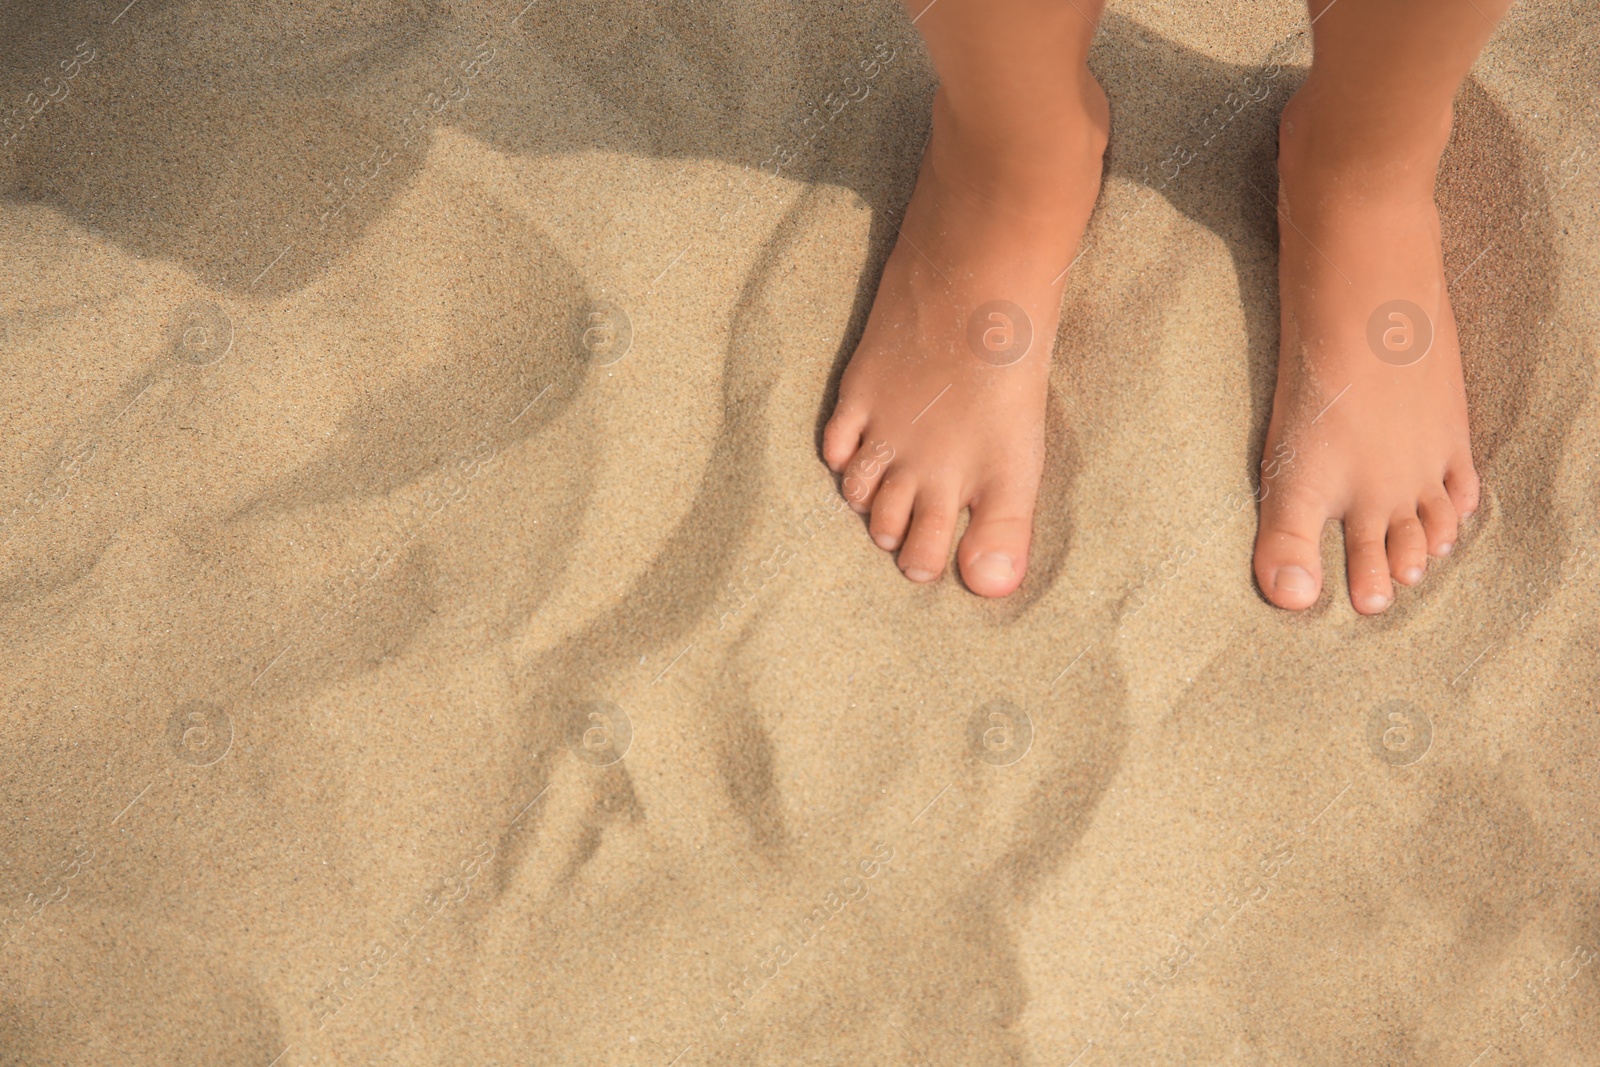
(1, 0, 1598, 1063)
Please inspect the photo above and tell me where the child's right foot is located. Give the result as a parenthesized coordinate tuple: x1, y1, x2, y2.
(823, 72, 1108, 597)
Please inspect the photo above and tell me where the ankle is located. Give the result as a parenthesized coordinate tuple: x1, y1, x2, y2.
(928, 71, 1109, 204)
(1277, 84, 1452, 201)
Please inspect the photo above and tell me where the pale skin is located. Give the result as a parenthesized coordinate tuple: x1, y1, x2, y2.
(823, 0, 1510, 610)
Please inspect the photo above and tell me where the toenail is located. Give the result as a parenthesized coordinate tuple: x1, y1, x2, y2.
(1273, 566, 1317, 596)
(969, 552, 1015, 584)
(1357, 593, 1392, 613)
(903, 567, 938, 583)
(1401, 566, 1423, 584)
(874, 533, 899, 550)
(1436, 542, 1453, 556)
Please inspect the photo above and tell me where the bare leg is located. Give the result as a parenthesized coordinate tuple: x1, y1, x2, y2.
(822, 0, 1108, 597)
(1253, 0, 1511, 613)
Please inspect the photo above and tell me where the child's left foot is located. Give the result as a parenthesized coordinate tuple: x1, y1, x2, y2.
(1254, 91, 1481, 614)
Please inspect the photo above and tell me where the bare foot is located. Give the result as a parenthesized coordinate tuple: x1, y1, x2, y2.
(823, 73, 1108, 597)
(1253, 91, 1481, 615)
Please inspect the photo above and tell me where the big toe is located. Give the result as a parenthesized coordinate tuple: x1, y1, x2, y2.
(1253, 483, 1327, 611)
(958, 484, 1035, 598)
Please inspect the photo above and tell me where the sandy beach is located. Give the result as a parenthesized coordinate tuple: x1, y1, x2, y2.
(1, 0, 1598, 1063)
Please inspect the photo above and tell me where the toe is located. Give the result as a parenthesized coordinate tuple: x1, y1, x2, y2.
(1387, 512, 1428, 587)
(1417, 490, 1458, 558)
(869, 471, 917, 551)
(957, 481, 1035, 598)
(897, 484, 960, 583)
(1253, 482, 1328, 611)
(823, 399, 869, 473)
(1344, 511, 1394, 614)
(839, 438, 896, 515)
(1444, 450, 1480, 520)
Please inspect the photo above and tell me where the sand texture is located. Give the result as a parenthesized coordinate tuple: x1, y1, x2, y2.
(2, 0, 1599, 1063)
